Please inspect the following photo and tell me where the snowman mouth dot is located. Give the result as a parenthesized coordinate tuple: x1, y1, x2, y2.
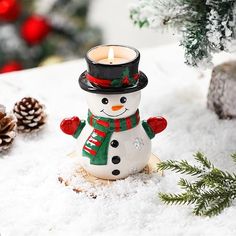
(100, 108, 128, 117)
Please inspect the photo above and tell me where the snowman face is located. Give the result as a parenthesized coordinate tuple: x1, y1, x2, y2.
(85, 91, 141, 118)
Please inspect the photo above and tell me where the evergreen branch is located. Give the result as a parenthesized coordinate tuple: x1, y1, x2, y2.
(200, 188, 228, 200)
(193, 199, 208, 216)
(232, 153, 236, 164)
(191, 178, 207, 189)
(159, 192, 196, 205)
(158, 152, 236, 217)
(157, 160, 203, 176)
(194, 152, 213, 169)
(210, 168, 236, 183)
(130, 0, 236, 66)
(178, 178, 196, 191)
(204, 196, 231, 217)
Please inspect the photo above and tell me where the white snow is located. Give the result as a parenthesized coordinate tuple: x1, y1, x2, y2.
(0, 44, 236, 236)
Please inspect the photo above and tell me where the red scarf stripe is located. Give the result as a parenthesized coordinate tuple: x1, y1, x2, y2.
(88, 136, 101, 146)
(135, 111, 140, 123)
(114, 119, 120, 132)
(89, 114, 93, 126)
(83, 145, 97, 156)
(94, 129, 107, 138)
(86, 73, 111, 88)
(96, 119, 110, 128)
(126, 117, 132, 129)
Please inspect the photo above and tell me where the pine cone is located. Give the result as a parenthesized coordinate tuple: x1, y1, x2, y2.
(0, 105, 17, 152)
(13, 97, 46, 133)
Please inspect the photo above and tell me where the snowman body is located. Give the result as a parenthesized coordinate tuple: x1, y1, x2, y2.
(76, 122, 151, 180)
(60, 46, 168, 181)
(74, 91, 151, 180)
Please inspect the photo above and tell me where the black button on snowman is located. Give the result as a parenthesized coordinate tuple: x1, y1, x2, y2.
(60, 45, 167, 180)
(110, 140, 119, 148)
(111, 155, 120, 164)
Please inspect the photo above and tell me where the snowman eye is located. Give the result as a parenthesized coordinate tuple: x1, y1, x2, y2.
(120, 97, 127, 104)
(101, 98, 109, 104)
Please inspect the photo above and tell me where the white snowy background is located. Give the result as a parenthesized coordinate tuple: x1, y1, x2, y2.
(0, 44, 236, 236)
(88, 0, 177, 48)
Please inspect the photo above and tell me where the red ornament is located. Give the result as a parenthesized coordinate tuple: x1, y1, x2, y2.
(0, 0, 20, 21)
(147, 117, 167, 134)
(60, 116, 81, 135)
(21, 15, 51, 45)
(0, 61, 22, 73)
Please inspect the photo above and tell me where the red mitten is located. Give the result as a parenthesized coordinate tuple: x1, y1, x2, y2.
(60, 116, 80, 135)
(147, 117, 167, 134)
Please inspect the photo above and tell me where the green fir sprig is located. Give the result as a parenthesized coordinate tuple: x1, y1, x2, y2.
(157, 152, 236, 217)
(130, 0, 236, 66)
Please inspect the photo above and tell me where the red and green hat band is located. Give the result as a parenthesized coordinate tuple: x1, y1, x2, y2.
(86, 70, 140, 88)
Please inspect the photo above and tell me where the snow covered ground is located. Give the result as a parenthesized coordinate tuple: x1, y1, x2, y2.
(0, 44, 236, 236)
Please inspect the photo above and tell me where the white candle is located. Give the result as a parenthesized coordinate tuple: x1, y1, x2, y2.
(87, 45, 138, 65)
(98, 47, 129, 64)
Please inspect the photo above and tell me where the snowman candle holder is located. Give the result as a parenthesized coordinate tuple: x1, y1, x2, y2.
(60, 45, 167, 180)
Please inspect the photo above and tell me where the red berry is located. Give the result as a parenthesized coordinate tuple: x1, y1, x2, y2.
(122, 76, 129, 85)
(60, 116, 80, 135)
(21, 15, 51, 45)
(147, 117, 167, 134)
(0, 0, 20, 21)
(0, 61, 22, 73)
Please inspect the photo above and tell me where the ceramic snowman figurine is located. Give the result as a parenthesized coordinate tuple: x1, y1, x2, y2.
(60, 45, 167, 180)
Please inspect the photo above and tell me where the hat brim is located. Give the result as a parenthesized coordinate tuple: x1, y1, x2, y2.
(79, 71, 148, 94)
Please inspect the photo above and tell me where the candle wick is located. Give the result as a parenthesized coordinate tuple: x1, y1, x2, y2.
(109, 62, 113, 65)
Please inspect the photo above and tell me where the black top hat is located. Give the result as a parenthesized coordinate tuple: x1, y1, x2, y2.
(79, 45, 148, 94)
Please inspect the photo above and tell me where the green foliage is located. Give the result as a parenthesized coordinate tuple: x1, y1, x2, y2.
(157, 159, 203, 176)
(157, 152, 236, 217)
(232, 153, 236, 163)
(130, 0, 236, 66)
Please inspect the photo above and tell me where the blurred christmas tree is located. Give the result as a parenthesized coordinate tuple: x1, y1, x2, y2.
(130, 0, 236, 66)
(0, 0, 102, 73)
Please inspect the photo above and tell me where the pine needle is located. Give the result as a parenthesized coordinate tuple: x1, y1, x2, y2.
(157, 160, 203, 176)
(194, 152, 213, 169)
(158, 152, 236, 217)
(159, 192, 196, 205)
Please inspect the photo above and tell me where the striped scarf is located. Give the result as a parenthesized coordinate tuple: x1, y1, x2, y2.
(82, 109, 140, 165)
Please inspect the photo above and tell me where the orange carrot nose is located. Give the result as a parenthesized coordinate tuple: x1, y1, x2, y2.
(112, 105, 124, 111)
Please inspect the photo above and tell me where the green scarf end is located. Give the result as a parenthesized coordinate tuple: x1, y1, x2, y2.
(73, 120, 86, 139)
(142, 121, 155, 139)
